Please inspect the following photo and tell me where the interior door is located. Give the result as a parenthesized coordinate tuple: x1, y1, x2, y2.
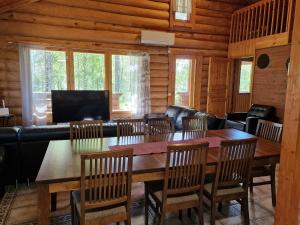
(207, 57, 233, 117)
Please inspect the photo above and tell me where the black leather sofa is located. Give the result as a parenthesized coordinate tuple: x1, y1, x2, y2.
(225, 104, 277, 134)
(145, 105, 225, 131)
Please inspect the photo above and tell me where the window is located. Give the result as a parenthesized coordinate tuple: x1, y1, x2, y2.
(20, 46, 151, 125)
(30, 49, 67, 124)
(74, 52, 105, 90)
(239, 61, 253, 93)
(173, 0, 193, 21)
(175, 58, 193, 107)
(112, 54, 150, 116)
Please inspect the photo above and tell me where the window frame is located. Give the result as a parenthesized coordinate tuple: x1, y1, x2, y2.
(170, 0, 196, 29)
(168, 50, 202, 109)
(238, 58, 254, 94)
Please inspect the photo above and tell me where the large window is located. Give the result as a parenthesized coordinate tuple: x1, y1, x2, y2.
(74, 52, 105, 90)
(239, 61, 253, 93)
(30, 49, 67, 124)
(20, 47, 150, 125)
(175, 58, 193, 107)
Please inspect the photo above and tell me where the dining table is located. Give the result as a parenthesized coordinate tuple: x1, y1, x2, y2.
(36, 129, 281, 225)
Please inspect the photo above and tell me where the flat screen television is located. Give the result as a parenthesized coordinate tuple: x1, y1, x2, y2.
(51, 90, 110, 123)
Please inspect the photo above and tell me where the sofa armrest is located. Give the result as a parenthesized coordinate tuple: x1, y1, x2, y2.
(226, 112, 248, 121)
(246, 116, 260, 134)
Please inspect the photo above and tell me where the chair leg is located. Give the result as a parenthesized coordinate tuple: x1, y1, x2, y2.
(250, 177, 254, 193)
(242, 197, 250, 225)
(188, 208, 192, 218)
(126, 204, 131, 225)
(270, 166, 276, 207)
(70, 192, 75, 225)
(144, 184, 149, 225)
(197, 201, 204, 225)
(159, 205, 166, 225)
(210, 201, 216, 225)
(217, 202, 222, 212)
(179, 210, 183, 220)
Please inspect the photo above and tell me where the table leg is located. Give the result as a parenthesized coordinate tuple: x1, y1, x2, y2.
(51, 193, 57, 212)
(38, 183, 50, 225)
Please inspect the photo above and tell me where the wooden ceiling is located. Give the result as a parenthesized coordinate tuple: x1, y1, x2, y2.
(0, 0, 39, 14)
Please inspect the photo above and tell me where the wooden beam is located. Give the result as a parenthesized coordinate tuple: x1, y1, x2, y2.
(275, 0, 300, 224)
(0, 0, 40, 14)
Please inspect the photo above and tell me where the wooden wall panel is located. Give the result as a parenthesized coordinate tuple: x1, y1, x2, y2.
(0, 43, 22, 124)
(252, 45, 290, 121)
(0, 0, 246, 123)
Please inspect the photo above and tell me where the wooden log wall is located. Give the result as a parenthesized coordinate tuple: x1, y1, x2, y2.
(251, 45, 290, 121)
(0, 0, 246, 124)
(0, 42, 22, 124)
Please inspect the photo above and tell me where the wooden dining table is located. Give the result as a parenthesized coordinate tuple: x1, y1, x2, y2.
(36, 129, 281, 225)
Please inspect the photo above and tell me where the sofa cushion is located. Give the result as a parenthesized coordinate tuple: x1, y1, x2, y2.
(175, 108, 198, 130)
(225, 120, 246, 131)
(164, 106, 183, 124)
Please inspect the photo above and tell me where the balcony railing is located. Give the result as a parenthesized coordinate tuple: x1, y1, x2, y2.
(230, 0, 292, 43)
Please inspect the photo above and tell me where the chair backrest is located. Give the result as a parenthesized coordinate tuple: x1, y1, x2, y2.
(256, 119, 283, 143)
(182, 115, 208, 132)
(70, 120, 103, 140)
(163, 142, 209, 197)
(117, 119, 145, 138)
(213, 138, 257, 193)
(80, 149, 133, 223)
(147, 117, 174, 135)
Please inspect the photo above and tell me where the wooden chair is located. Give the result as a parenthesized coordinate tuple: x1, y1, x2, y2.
(204, 138, 257, 225)
(182, 115, 208, 132)
(250, 119, 283, 207)
(147, 117, 174, 135)
(71, 149, 133, 225)
(117, 119, 145, 138)
(70, 120, 103, 140)
(145, 142, 209, 225)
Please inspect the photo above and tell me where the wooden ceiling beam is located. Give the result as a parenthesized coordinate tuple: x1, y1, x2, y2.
(0, 0, 40, 14)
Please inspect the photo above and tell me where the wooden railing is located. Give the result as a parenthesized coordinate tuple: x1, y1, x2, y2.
(230, 0, 292, 43)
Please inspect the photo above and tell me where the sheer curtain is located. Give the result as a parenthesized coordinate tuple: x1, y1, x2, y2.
(173, 0, 192, 19)
(122, 53, 151, 117)
(19, 45, 33, 126)
(135, 53, 151, 117)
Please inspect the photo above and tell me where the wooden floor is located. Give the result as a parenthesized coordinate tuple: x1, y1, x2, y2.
(1, 175, 300, 225)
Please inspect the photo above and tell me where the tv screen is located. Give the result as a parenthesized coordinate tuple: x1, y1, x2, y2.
(51, 90, 110, 123)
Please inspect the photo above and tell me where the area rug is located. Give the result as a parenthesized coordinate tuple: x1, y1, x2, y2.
(0, 185, 71, 225)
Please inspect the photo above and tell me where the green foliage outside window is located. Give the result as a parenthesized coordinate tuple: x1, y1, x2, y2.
(239, 61, 253, 93)
(74, 52, 105, 90)
(175, 59, 191, 106)
(30, 49, 67, 92)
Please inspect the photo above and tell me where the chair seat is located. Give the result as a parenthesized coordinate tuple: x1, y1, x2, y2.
(72, 190, 127, 222)
(152, 190, 199, 205)
(204, 183, 244, 196)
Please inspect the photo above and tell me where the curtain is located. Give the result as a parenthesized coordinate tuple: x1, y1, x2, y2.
(124, 53, 151, 118)
(135, 53, 151, 117)
(19, 45, 33, 126)
(19, 46, 50, 126)
(173, 0, 192, 19)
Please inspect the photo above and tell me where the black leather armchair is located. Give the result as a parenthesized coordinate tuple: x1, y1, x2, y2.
(225, 104, 277, 134)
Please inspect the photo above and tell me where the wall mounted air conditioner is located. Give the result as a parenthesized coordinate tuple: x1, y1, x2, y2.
(141, 30, 175, 46)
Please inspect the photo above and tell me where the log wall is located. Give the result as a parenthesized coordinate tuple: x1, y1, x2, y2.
(252, 45, 290, 121)
(0, 0, 246, 124)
